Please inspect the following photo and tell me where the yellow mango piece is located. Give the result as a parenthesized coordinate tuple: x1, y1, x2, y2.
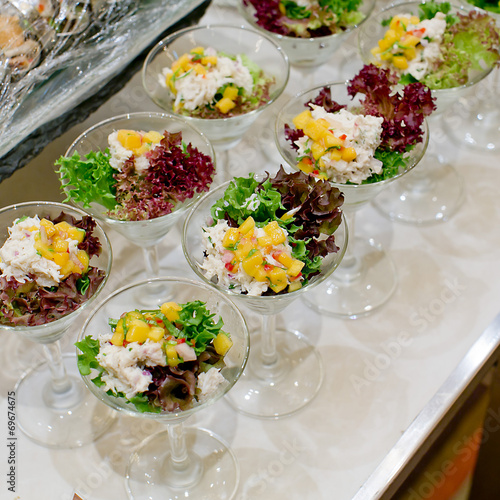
(115, 318, 124, 335)
(276, 252, 294, 268)
(380, 52, 394, 61)
(341, 147, 357, 162)
(401, 34, 421, 48)
(67, 227, 85, 243)
(234, 239, 255, 261)
(378, 38, 392, 51)
(177, 53, 191, 71)
(253, 266, 268, 282)
(329, 148, 343, 161)
(52, 238, 68, 253)
(389, 15, 402, 30)
(215, 97, 236, 114)
(201, 55, 217, 66)
(257, 234, 273, 247)
(110, 330, 124, 347)
(297, 158, 315, 174)
(384, 29, 399, 45)
(143, 131, 163, 144)
(287, 259, 305, 277)
(124, 134, 142, 152)
(392, 55, 408, 70)
(53, 252, 69, 267)
(213, 332, 233, 356)
(264, 221, 286, 245)
(59, 261, 76, 277)
(288, 281, 302, 292)
(371, 46, 382, 56)
(410, 15, 420, 25)
(238, 216, 255, 235)
(292, 109, 313, 130)
(242, 251, 264, 277)
(191, 46, 205, 55)
(323, 132, 344, 149)
(222, 227, 240, 248)
(303, 120, 328, 142)
(193, 63, 207, 75)
(403, 47, 417, 60)
(223, 85, 239, 100)
(268, 267, 288, 292)
(166, 345, 180, 367)
(34, 241, 54, 260)
(126, 319, 150, 343)
(311, 141, 326, 161)
(161, 302, 182, 322)
(76, 249, 89, 273)
(148, 326, 165, 342)
(40, 219, 56, 237)
(54, 221, 72, 235)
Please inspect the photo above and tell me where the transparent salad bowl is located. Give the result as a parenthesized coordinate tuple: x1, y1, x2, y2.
(142, 24, 289, 152)
(61, 111, 216, 283)
(77, 277, 249, 500)
(182, 178, 348, 418)
(0, 201, 115, 448)
(238, 0, 376, 68)
(358, 0, 497, 224)
(275, 81, 428, 318)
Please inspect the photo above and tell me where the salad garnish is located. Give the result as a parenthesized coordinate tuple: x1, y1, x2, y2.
(0, 212, 106, 326)
(56, 129, 215, 221)
(161, 46, 275, 118)
(243, 0, 366, 37)
(200, 167, 344, 296)
(76, 300, 232, 413)
(284, 64, 435, 184)
(370, 1, 500, 89)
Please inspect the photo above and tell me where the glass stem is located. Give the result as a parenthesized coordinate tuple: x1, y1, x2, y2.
(165, 422, 202, 488)
(42, 340, 81, 410)
(260, 314, 278, 369)
(143, 245, 160, 279)
(335, 208, 362, 284)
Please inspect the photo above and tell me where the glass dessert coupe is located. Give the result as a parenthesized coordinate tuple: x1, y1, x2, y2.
(182, 178, 348, 418)
(0, 201, 114, 448)
(358, 1, 497, 224)
(77, 277, 249, 500)
(142, 24, 289, 182)
(238, 0, 376, 68)
(275, 82, 428, 318)
(445, 5, 500, 152)
(60, 111, 215, 283)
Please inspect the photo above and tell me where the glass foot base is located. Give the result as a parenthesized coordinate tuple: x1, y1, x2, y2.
(15, 353, 116, 448)
(126, 427, 238, 500)
(304, 238, 397, 319)
(372, 156, 463, 225)
(225, 328, 323, 419)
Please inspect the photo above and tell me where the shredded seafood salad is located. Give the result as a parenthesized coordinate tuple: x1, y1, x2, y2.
(56, 128, 215, 221)
(370, 1, 500, 89)
(284, 64, 435, 184)
(200, 167, 344, 296)
(160, 46, 275, 118)
(0, 212, 106, 326)
(76, 300, 233, 413)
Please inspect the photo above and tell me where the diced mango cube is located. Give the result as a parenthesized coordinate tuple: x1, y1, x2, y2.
(215, 97, 236, 114)
(125, 310, 144, 327)
(276, 252, 294, 268)
(53, 252, 69, 267)
(238, 216, 255, 235)
(143, 131, 163, 144)
(110, 330, 124, 346)
(264, 221, 286, 245)
(54, 221, 72, 234)
(191, 46, 205, 55)
(201, 55, 217, 66)
(303, 120, 328, 142)
(392, 55, 408, 70)
(401, 34, 421, 48)
(297, 158, 315, 174)
(76, 249, 89, 273)
(410, 15, 420, 24)
(287, 259, 305, 277)
(288, 281, 302, 292)
(67, 227, 85, 243)
(292, 110, 313, 130)
(268, 267, 288, 292)
(242, 251, 264, 277)
(403, 47, 417, 60)
(148, 326, 165, 342)
(213, 332, 233, 356)
(323, 132, 344, 149)
(193, 63, 207, 75)
(329, 148, 343, 161)
(378, 38, 392, 51)
(166, 345, 180, 367)
(253, 266, 268, 282)
(34, 242, 54, 260)
(384, 29, 399, 45)
(40, 219, 56, 237)
(234, 239, 255, 260)
(52, 238, 68, 253)
(257, 234, 273, 247)
(126, 319, 150, 343)
(311, 141, 326, 161)
(161, 302, 182, 322)
(222, 227, 240, 248)
(223, 85, 239, 100)
(115, 318, 124, 335)
(341, 147, 357, 162)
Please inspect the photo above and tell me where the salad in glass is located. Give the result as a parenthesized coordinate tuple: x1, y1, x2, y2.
(76, 298, 234, 413)
(199, 167, 344, 296)
(242, 0, 367, 37)
(160, 45, 275, 119)
(283, 64, 435, 184)
(0, 211, 106, 326)
(366, 0, 500, 89)
(56, 127, 215, 222)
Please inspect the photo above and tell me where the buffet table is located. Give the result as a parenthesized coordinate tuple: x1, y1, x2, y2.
(1, 1, 500, 499)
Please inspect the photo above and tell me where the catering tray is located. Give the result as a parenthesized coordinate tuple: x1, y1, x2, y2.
(0, 0, 209, 182)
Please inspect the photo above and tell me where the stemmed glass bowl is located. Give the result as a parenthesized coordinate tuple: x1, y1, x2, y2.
(358, 0, 497, 224)
(238, 0, 376, 68)
(60, 111, 215, 283)
(182, 177, 348, 418)
(275, 82, 428, 318)
(77, 277, 249, 500)
(142, 24, 289, 154)
(0, 201, 114, 448)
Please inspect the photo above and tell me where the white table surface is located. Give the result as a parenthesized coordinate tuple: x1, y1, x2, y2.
(1, 1, 500, 499)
